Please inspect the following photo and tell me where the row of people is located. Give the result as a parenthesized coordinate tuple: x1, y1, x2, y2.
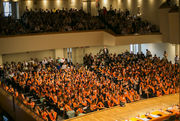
(0, 8, 105, 35)
(98, 7, 159, 34)
(0, 7, 158, 36)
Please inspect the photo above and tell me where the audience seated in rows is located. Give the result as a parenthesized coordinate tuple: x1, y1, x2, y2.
(0, 8, 105, 35)
(98, 7, 159, 34)
(1, 50, 179, 121)
(0, 7, 159, 36)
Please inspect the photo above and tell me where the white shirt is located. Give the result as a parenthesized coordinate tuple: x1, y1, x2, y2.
(42, 59, 48, 65)
(60, 59, 65, 63)
(61, 64, 67, 69)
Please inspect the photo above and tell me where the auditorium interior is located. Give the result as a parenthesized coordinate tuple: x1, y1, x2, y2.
(0, 0, 179, 121)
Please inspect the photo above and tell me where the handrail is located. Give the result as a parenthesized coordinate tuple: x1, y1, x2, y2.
(0, 84, 44, 121)
(0, 29, 161, 38)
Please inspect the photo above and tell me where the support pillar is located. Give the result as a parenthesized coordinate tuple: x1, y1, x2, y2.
(158, 2, 171, 42)
(178, 44, 180, 57)
(175, 44, 179, 56)
(138, 44, 142, 53)
(0, 55, 2, 65)
(18, 0, 24, 17)
(0, 0, 3, 15)
(87, 0, 91, 14)
(179, 0, 180, 57)
(179, 0, 180, 58)
(179, 44, 180, 58)
(82, 0, 91, 14)
(72, 48, 76, 64)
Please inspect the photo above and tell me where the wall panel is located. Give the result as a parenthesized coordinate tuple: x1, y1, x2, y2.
(55, 48, 64, 59)
(72, 47, 85, 64)
(2, 49, 55, 63)
(0, 31, 162, 55)
(168, 12, 179, 44)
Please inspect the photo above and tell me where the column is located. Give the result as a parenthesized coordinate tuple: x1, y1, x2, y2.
(72, 48, 77, 64)
(179, 44, 180, 58)
(54, 48, 64, 59)
(82, 0, 91, 13)
(138, 44, 142, 53)
(178, 44, 180, 64)
(179, 0, 180, 57)
(11, 2, 17, 19)
(175, 44, 179, 56)
(18, 0, 24, 17)
(64, 48, 68, 59)
(179, 0, 180, 58)
(87, 0, 91, 14)
(0, 0, 3, 14)
(90, 0, 97, 16)
(178, 44, 180, 57)
(0, 55, 2, 65)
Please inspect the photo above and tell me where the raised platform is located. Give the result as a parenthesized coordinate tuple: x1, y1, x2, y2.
(66, 94, 179, 121)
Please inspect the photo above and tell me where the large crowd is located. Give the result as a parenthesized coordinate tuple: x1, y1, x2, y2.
(0, 49, 179, 121)
(0, 7, 159, 36)
(99, 7, 159, 34)
(0, 8, 105, 35)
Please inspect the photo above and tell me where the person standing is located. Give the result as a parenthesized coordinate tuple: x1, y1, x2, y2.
(174, 55, 179, 64)
(0, 64, 4, 80)
(103, 46, 109, 58)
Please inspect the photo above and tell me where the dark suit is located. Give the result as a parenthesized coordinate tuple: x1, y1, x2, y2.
(0, 68, 4, 79)
(103, 48, 109, 56)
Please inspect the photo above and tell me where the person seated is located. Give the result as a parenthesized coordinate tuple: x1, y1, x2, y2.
(90, 101, 97, 112)
(81, 98, 88, 107)
(162, 86, 169, 95)
(73, 99, 79, 111)
(52, 94, 58, 104)
(76, 106, 85, 116)
(8, 85, 14, 94)
(4, 85, 9, 91)
(97, 100, 105, 110)
(120, 94, 126, 103)
(134, 91, 140, 101)
(41, 108, 49, 121)
(169, 85, 176, 94)
(34, 106, 40, 116)
(48, 109, 57, 121)
(64, 103, 72, 112)
(156, 88, 162, 97)
(28, 98, 35, 109)
(23, 97, 29, 105)
(14, 89, 19, 97)
(112, 95, 120, 106)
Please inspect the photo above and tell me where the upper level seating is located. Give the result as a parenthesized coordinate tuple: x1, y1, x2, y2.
(0, 8, 159, 36)
(99, 7, 159, 34)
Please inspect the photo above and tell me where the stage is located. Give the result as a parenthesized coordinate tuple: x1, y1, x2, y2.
(66, 93, 179, 121)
